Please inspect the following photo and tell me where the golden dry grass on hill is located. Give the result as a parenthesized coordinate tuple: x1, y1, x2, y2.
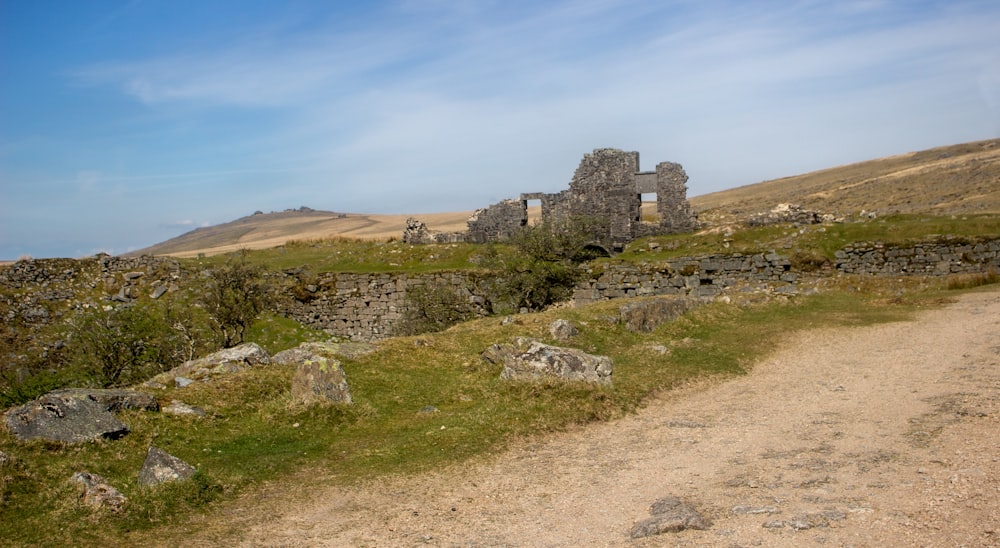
(134, 139, 1000, 258)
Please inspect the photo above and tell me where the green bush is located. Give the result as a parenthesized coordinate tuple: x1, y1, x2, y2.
(68, 302, 197, 387)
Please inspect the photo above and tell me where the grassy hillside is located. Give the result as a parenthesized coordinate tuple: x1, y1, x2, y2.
(689, 139, 1000, 223)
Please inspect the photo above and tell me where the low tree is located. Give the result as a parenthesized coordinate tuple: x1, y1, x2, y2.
(202, 251, 272, 347)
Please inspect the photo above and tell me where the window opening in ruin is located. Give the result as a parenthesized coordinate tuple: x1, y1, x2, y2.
(640, 193, 660, 223)
(525, 199, 543, 226)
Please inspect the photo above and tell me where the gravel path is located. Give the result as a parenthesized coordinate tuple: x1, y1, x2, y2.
(205, 289, 1000, 547)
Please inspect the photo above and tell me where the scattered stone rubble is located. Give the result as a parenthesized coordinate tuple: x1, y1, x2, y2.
(630, 496, 709, 538)
(747, 203, 834, 226)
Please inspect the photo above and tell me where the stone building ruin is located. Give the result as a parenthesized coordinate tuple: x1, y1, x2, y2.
(465, 148, 698, 251)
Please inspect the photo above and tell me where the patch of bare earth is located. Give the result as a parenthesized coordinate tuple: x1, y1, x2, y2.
(179, 290, 1000, 547)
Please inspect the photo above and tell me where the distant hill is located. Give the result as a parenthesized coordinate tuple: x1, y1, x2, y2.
(134, 139, 1000, 257)
(129, 208, 474, 258)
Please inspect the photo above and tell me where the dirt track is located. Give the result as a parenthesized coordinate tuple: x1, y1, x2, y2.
(192, 289, 999, 547)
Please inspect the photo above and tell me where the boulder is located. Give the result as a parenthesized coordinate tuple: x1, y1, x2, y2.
(146, 342, 270, 387)
(5, 392, 130, 443)
(549, 319, 579, 341)
(630, 496, 708, 538)
(138, 446, 196, 487)
(497, 338, 612, 385)
(70, 471, 127, 513)
(283, 346, 353, 405)
(47, 388, 159, 412)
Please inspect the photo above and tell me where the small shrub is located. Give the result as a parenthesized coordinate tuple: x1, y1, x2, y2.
(201, 251, 272, 347)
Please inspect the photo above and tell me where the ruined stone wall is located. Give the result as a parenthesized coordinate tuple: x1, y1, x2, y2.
(276, 271, 486, 341)
(465, 199, 527, 244)
(573, 252, 796, 304)
(566, 148, 642, 249)
(835, 239, 1000, 276)
(653, 161, 698, 233)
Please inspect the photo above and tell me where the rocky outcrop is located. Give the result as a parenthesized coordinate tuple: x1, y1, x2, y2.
(488, 338, 612, 384)
(70, 472, 127, 512)
(630, 496, 708, 538)
(138, 446, 196, 487)
(3, 390, 150, 443)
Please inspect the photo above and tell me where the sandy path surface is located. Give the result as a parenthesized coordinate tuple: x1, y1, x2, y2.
(204, 290, 999, 547)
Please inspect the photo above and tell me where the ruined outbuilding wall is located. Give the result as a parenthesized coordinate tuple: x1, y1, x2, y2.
(463, 148, 699, 250)
(465, 199, 528, 244)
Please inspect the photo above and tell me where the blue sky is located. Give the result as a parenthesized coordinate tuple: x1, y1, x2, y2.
(2, 0, 998, 259)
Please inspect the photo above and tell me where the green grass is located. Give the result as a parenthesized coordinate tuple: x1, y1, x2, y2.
(184, 238, 487, 274)
(1, 274, 967, 545)
(618, 213, 1000, 263)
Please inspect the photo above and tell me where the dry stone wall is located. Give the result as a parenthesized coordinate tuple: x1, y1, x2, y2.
(835, 239, 1000, 275)
(277, 271, 486, 341)
(573, 252, 796, 305)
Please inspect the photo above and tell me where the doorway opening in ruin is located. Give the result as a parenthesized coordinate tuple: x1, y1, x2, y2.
(525, 199, 543, 226)
(640, 193, 660, 223)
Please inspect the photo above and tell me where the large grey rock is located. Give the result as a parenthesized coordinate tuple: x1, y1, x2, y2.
(497, 338, 612, 384)
(138, 446, 196, 486)
(146, 342, 270, 387)
(5, 392, 131, 443)
(70, 471, 127, 512)
(47, 388, 159, 412)
(630, 496, 708, 538)
(279, 343, 353, 405)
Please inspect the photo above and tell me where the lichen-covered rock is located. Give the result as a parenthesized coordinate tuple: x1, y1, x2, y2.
(498, 338, 612, 384)
(70, 471, 127, 512)
(47, 388, 159, 412)
(138, 446, 196, 487)
(549, 319, 579, 341)
(5, 392, 130, 443)
(290, 354, 353, 405)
